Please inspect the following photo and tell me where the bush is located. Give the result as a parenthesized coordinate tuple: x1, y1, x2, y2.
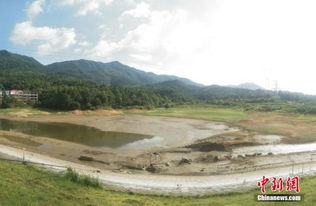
(64, 168, 101, 188)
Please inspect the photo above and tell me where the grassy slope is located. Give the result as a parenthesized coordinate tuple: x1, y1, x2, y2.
(141, 105, 247, 123)
(0, 160, 315, 206)
(0, 107, 57, 115)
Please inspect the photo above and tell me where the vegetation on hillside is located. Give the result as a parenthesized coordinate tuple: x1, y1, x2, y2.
(47, 59, 199, 86)
(1, 50, 316, 113)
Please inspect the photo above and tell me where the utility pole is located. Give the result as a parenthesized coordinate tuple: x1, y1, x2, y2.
(274, 80, 279, 95)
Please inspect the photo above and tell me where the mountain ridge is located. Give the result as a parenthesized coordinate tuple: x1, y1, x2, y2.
(0, 49, 316, 112)
(227, 82, 264, 90)
(0, 49, 202, 87)
(47, 59, 202, 87)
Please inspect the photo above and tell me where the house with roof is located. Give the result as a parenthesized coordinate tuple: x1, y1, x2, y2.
(0, 90, 38, 103)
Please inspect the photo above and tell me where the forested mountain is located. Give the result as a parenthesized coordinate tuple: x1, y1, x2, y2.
(0, 50, 44, 72)
(228, 83, 264, 90)
(0, 50, 170, 110)
(147, 80, 200, 103)
(0, 50, 315, 113)
(0, 50, 51, 90)
(47, 59, 201, 86)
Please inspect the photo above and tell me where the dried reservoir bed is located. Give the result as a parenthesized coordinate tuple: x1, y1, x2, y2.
(0, 114, 315, 194)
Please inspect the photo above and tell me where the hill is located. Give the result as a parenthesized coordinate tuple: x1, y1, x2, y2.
(0, 50, 51, 90)
(0, 50, 315, 113)
(227, 82, 264, 90)
(47, 59, 201, 86)
(236, 83, 263, 90)
(0, 50, 46, 75)
(147, 80, 200, 103)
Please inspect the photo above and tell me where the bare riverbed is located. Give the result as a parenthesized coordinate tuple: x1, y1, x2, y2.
(0, 113, 315, 194)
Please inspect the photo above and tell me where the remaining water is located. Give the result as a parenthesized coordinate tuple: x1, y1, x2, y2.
(233, 142, 316, 156)
(0, 119, 152, 149)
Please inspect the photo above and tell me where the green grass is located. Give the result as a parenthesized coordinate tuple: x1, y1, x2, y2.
(0, 108, 27, 114)
(0, 107, 54, 115)
(1, 134, 42, 147)
(135, 105, 248, 124)
(0, 160, 315, 205)
(297, 114, 316, 122)
(64, 168, 101, 188)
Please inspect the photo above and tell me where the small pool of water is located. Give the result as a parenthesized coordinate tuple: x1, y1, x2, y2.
(233, 142, 316, 156)
(0, 119, 152, 149)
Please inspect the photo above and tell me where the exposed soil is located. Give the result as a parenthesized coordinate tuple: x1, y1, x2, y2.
(0, 114, 315, 177)
(0, 113, 316, 194)
(236, 112, 316, 143)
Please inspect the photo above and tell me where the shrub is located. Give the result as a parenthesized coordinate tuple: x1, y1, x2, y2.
(64, 168, 101, 188)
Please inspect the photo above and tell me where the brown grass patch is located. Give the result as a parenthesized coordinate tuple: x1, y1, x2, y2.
(69, 109, 123, 115)
(236, 112, 316, 142)
(127, 109, 148, 113)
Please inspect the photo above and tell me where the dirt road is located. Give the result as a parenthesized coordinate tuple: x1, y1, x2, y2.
(1, 144, 316, 195)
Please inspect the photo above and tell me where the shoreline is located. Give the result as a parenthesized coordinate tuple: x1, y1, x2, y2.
(1, 143, 316, 195)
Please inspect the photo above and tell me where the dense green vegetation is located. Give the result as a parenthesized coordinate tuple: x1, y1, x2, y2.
(0, 160, 315, 206)
(0, 50, 170, 110)
(149, 80, 316, 114)
(38, 83, 168, 110)
(1, 50, 316, 113)
(48, 59, 199, 86)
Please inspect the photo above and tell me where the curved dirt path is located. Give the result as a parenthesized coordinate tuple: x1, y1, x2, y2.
(1, 144, 316, 195)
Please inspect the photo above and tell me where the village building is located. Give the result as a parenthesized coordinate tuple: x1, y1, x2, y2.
(0, 90, 38, 103)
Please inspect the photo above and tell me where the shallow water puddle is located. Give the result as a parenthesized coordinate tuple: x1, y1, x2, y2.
(233, 142, 316, 156)
(0, 119, 152, 149)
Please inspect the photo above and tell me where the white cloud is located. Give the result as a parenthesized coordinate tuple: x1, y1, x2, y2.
(58, 0, 114, 16)
(27, 0, 46, 18)
(86, 39, 120, 57)
(130, 54, 152, 62)
(87, 6, 211, 72)
(10, 21, 76, 54)
(84, 0, 316, 95)
(58, 0, 76, 6)
(122, 2, 151, 18)
(74, 48, 82, 53)
(11, 0, 316, 94)
(78, 41, 91, 47)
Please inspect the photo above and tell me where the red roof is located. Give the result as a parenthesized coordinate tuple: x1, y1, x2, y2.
(10, 90, 23, 94)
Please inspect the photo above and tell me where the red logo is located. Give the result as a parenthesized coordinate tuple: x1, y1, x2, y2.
(257, 176, 300, 193)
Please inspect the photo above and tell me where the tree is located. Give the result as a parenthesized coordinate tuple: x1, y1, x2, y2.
(1, 93, 18, 108)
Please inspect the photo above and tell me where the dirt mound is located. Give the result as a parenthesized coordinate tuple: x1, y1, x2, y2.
(195, 151, 231, 163)
(185, 142, 230, 152)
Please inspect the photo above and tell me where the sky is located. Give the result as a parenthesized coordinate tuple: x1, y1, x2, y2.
(1, 0, 316, 95)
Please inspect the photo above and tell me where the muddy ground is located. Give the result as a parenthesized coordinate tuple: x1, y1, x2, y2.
(0, 114, 315, 176)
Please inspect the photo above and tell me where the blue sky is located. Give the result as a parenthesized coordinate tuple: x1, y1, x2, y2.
(0, 1, 25, 51)
(1, 0, 316, 94)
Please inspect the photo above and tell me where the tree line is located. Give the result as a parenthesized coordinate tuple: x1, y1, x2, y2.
(1, 67, 316, 114)
(0, 73, 170, 110)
